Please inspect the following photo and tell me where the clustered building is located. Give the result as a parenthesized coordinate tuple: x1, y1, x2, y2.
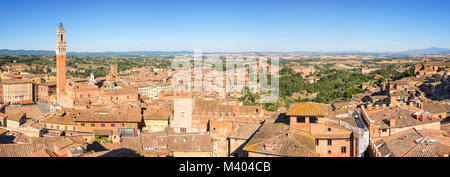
(0, 24, 449, 157)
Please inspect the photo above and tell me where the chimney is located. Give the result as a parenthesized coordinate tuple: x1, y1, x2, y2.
(390, 117, 396, 127)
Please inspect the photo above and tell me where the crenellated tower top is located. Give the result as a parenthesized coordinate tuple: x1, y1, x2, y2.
(55, 22, 67, 55)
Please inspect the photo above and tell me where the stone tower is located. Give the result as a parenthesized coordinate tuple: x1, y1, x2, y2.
(55, 23, 67, 100)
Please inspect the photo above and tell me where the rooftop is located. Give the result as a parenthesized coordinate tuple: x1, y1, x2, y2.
(287, 102, 329, 117)
(41, 115, 76, 125)
(365, 106, 443, 129)
(228, 122, 262, 140)
(76, 107, 141, 123)
(374, 128, 450, 157)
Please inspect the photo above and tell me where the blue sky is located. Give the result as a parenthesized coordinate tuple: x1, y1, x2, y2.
(0, 0, 449, 52)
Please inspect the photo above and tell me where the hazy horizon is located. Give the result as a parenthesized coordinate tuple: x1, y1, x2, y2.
(1, 47, 449, 54)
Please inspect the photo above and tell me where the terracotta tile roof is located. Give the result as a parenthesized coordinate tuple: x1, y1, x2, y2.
(29, 136, 86, 154)
(21, 120, 44, 130)
(141, 134, 158, 148)
(193, 98, 260, 115)
(76, 107, 141, 123)
(228, 122, 261, 139)
(166, 134, 213, 152)
(143, 108, 171, 120)
(29, 137, 61, 152)
(244, 130, 318, 157)
(6, 111, 25, 121)
(375, 140, 394, 157)
(103, 87, 137, 96)
(121, 136, 142, 150)
(243, 119, 319, 157)
(66, 136, 89, 145)
(20, 105, 46, 120)
(375, 129, 422, 157)
(366, 107, 442, 129)
(41, 115, 76, 125)
(0, 144, 33, 157)
(0, 143, 50, 157)
(376, 128, 450, 157)
(244, 121, 289, 147)
(53, 138, 75, 150)
(287, 102, 329, 117)
(422, 102, 446, 114)
(13, 134, 31, 144)
(406, 143, 450, 157)
(441, 123, 450, 135)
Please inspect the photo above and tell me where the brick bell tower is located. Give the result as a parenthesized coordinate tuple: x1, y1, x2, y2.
(55, 22, 67, 101)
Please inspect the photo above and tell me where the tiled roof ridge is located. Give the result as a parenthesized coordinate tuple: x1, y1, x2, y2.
(289, 130, 318, 156)
(288, 102, 328, 116)
(381, 109, 397, 121)
(244, 133, 288, 154)
(402, 140, 422, 157)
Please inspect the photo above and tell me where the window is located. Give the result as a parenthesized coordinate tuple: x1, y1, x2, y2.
(101, 124, 105, 127)
(73, 127, 76, 131)
(91, 124, 95, 127)
(181, 112, 185, 118)
(111, 124, 115, 127)
(310, 117, 318, 123)
(316, 139, 319, 146)
(327, 139, 332, 146)
(81, 123, 85, 127)
(328, 150, 332, 154)
(341, 146, 347, 154)
(328, 128, 331, 132)
(382, 129, 387, 132)
(180, 128, 186, 133)
(121, 124, 125, 127)
(296, 117, 305, 123)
